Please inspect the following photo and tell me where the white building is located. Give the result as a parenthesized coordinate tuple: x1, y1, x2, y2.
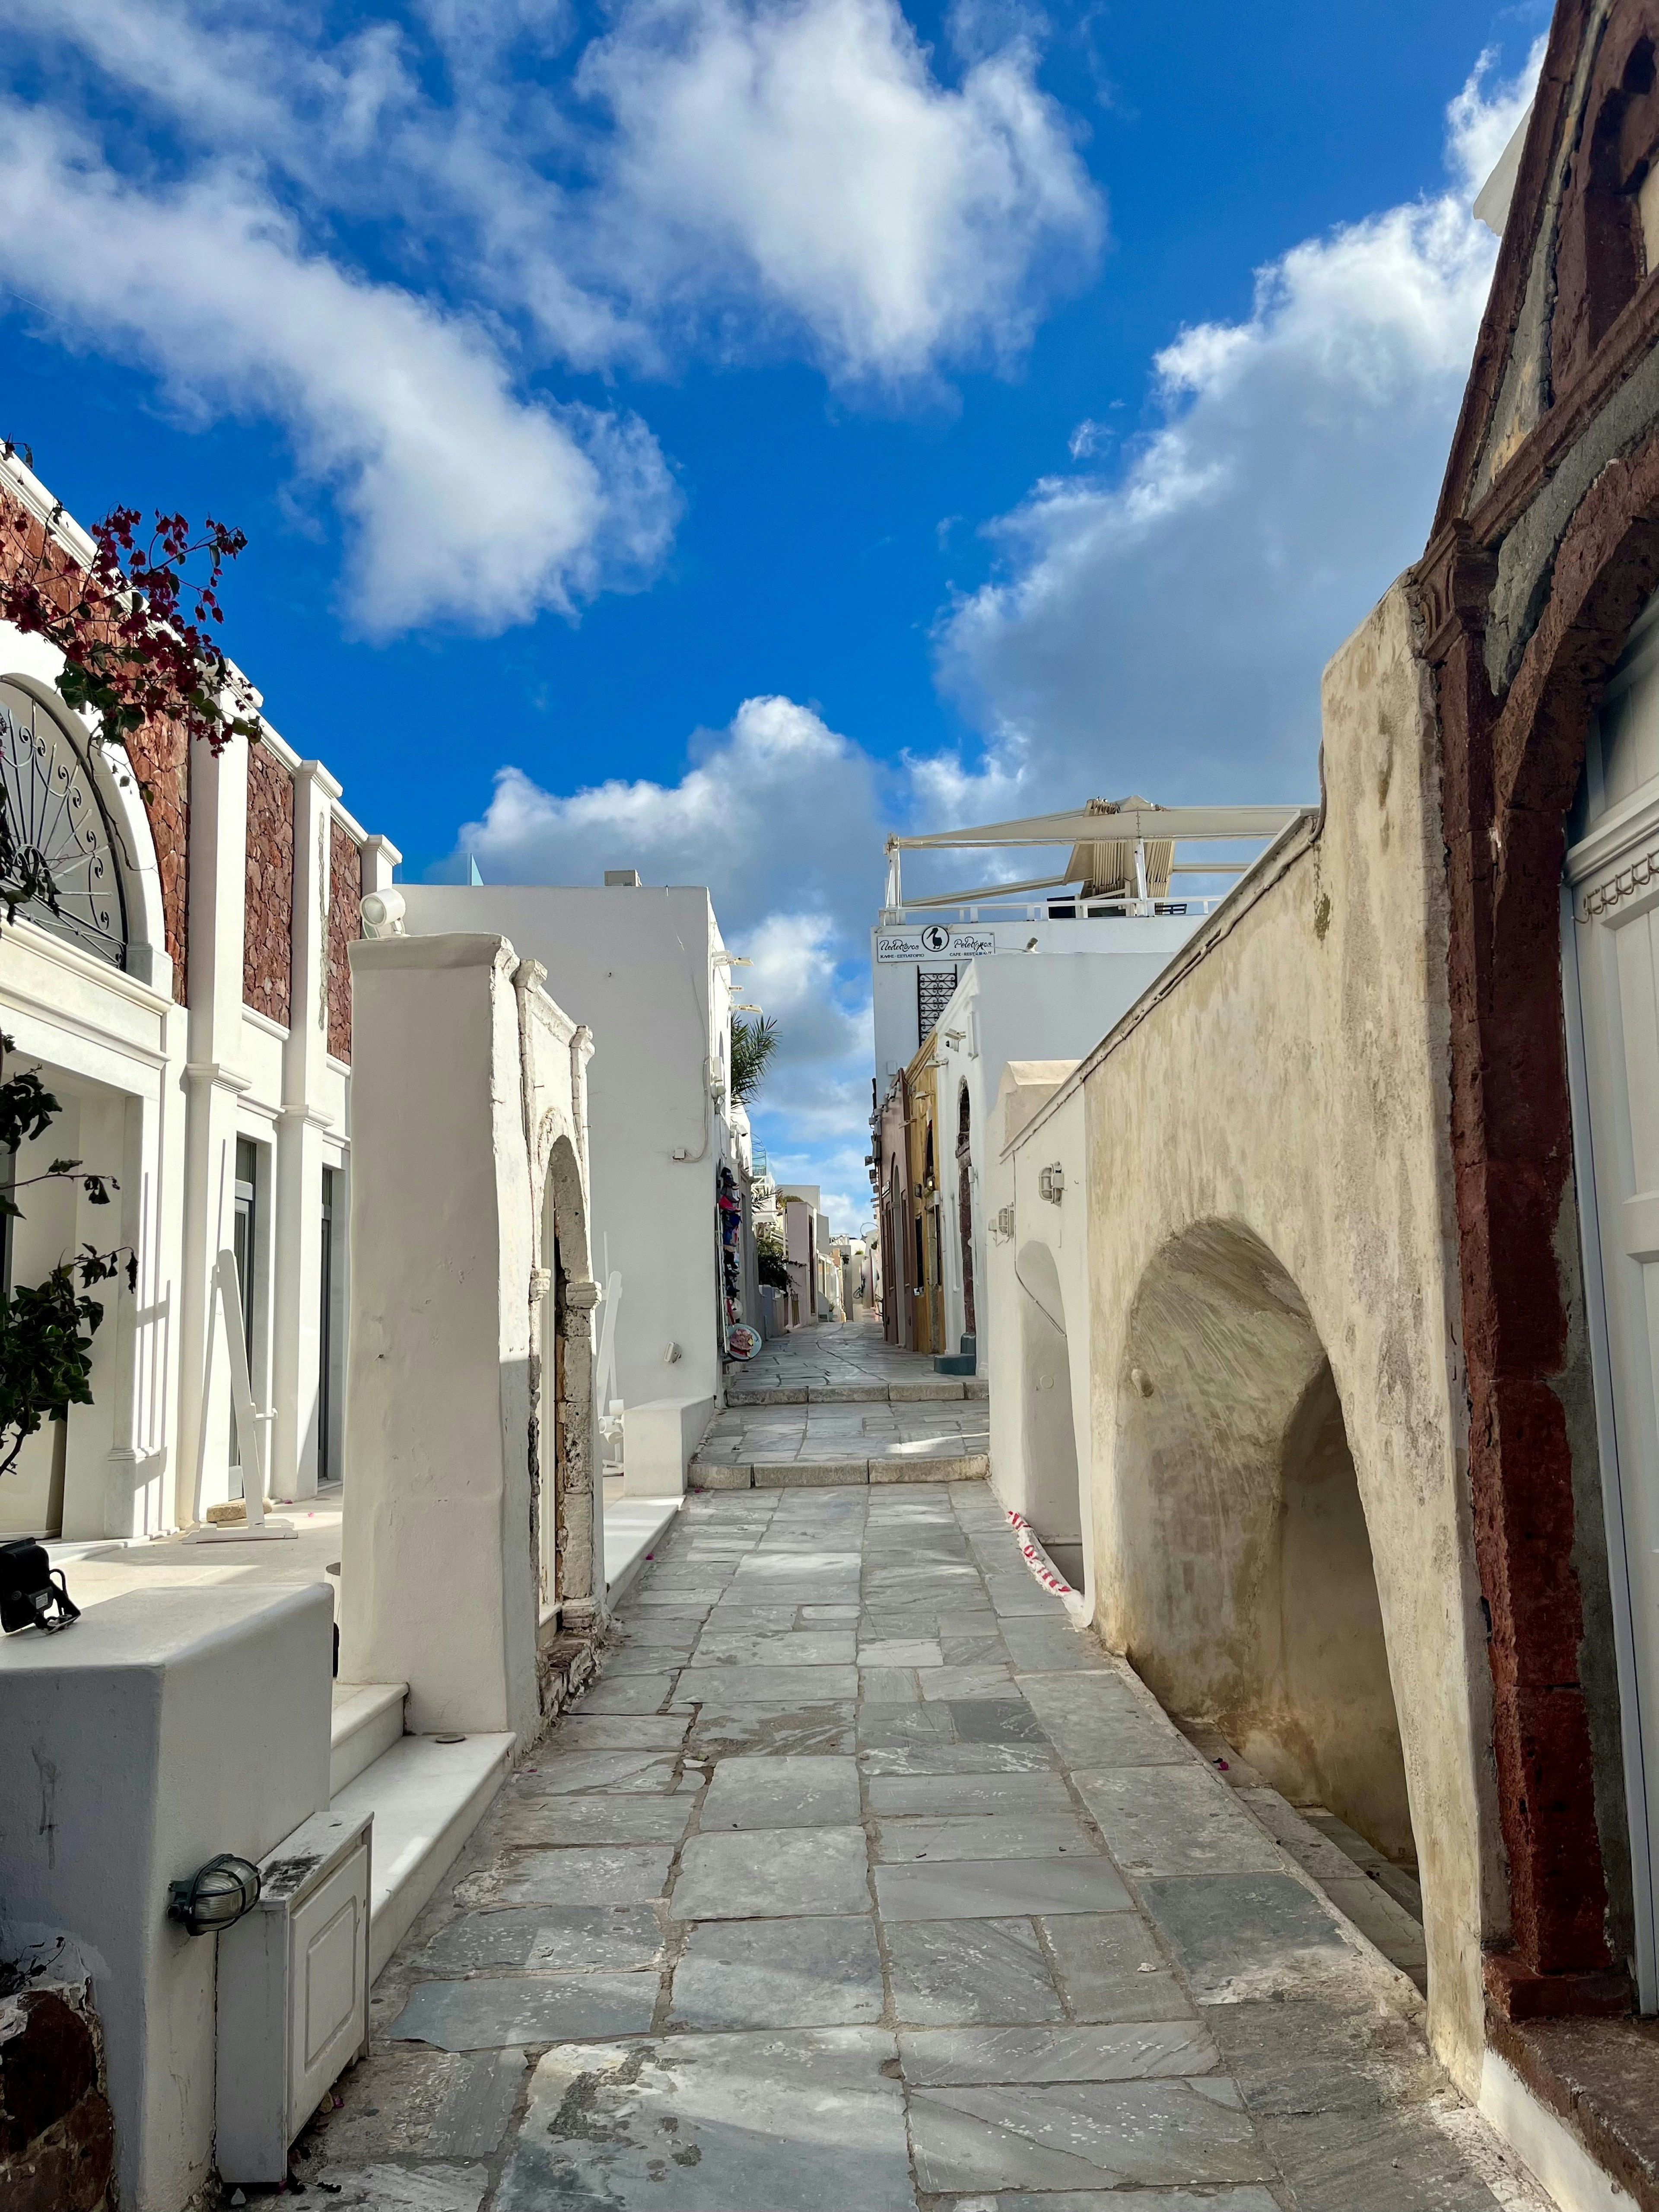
(0, 452, 396, 1540)
(870, 800, 1301, 1366)
(400, 878, 744, 1411)
(924, 950, 1206, 1361)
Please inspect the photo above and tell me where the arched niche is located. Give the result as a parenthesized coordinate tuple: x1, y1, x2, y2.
(535, 1126, 598, 1616)
(1014, 1238, 1082, 1560)
(1116, 1217, 1414, 1867)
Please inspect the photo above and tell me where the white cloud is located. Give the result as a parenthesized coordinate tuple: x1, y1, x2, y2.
(460, 693, 883, 912)
(0, 102, 677, 634)
(13, 0, 1098, 390)
(577, 0, 1101, 380)
(934, 42, 1542, 806)
(0, 0, 1097, 621)
(454, 694, 881, 1199)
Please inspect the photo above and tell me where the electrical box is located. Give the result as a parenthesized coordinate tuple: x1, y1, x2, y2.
(215, 1806, 372, 2184)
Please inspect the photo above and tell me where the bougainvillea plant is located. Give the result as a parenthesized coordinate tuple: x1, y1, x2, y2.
(0, 453, 254, 1478)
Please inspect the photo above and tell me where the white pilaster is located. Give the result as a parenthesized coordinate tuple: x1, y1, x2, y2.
(271, 763, 340, 1501)
(175, 734, 251, 1529)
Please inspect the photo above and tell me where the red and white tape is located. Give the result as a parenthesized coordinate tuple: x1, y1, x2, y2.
(1005, 1507, 1090, 1625)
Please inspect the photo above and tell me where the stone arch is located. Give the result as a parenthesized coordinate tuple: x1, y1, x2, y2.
(1426, 445, 1659, 1996)
(1115, 1217, 1414, 1868)
(537, 1129, 598, 1621)
(1014, 1238, 1082, 1570)
(956, 1081, 976, 1341)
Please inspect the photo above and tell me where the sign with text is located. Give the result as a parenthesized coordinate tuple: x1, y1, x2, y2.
(876, 927, 998, 963)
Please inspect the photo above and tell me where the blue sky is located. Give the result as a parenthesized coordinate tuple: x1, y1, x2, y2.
(0, 0, 1545, 1222)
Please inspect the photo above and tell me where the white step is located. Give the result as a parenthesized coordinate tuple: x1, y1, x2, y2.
(329, 1681, 407, 1796)
(330, 1731, 514, 1979)
(604, 1494, 682, 1606)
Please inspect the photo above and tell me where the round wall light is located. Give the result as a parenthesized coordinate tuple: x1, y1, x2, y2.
(167, 1854, 261, 1936)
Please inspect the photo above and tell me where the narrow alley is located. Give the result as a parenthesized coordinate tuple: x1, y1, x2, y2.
(289, 1480, 1543, 2212)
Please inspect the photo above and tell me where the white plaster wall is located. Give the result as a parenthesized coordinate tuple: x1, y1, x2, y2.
(402, 884, 730, 1408)
(340, 934, 541, 1738)
(0, 1583, 331, 2212)
(1012, 582, 1497, 2091)
(872, 909, 1199, 1089)
(931, 950, 1201, 1359)
(985, 1071, 1090, 1575)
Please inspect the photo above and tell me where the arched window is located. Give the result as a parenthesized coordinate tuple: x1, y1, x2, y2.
(0, 679, 129, 969)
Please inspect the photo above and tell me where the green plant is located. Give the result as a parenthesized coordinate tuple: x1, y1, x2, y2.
(730, 1014, 778, 1104)
(755, 1219, 792, 1291)
(0, 1034, 136, 1477)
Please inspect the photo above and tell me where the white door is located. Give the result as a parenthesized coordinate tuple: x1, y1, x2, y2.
(1564, 588, 1659, 2011)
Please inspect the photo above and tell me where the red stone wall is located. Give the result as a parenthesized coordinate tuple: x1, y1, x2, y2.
(0, 1985, 116, 2212)
(327, 819, 360, 1063)
(243, 741, 294, 1026)
(0, 486, 190, 1002)
(122, 715, 189, 1002)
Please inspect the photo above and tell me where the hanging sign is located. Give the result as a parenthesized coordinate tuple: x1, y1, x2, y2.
(876, 927, 998, 963)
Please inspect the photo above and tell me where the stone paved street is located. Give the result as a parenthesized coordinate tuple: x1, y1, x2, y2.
(289, 1483, 1548, 2212)
(726, 1316, 955, 1402)
(698, 1319, 991, 1486)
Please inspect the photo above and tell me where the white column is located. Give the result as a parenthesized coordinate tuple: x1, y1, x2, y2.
(174, 733, 251, 1529)
(360, 832, 401, 899)
(340, 934, 539, 1738)
(270, 763, 340, 1501)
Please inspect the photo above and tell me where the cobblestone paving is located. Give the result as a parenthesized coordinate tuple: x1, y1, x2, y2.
(291, 1484, 1548, 2212)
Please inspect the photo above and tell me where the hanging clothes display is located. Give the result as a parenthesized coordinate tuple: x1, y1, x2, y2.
(717, 1167, 745, 1344)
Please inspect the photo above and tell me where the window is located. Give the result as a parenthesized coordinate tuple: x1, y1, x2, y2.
(318, 1167, 337, 1485)
(0, 679, 128, 968)
(229, 1138, 259, 1491)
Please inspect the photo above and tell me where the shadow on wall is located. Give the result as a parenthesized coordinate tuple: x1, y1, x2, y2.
(1116, 1218, 1414, 1869)
(1016, 1240, 1082, 1562)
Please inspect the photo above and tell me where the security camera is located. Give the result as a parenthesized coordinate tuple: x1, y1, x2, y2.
(361, 889, 406, 939)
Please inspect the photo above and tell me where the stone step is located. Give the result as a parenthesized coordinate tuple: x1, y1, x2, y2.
(932, 1354, 976, 1376)
(689, 1452, 990, 1490)
(726, 1379, 971, 1405)
(329, 1731, 514, 1979)
(604, 1495, 683, 1606)
(329, 1680, 407, 1797)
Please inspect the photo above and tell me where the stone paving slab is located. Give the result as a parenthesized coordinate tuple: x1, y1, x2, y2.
(670, 1914, 885, 2029)
(899, 2017, 1219, 2085)
(296, 1480, 1540, 2212)
(907, 2075, 1268, 2193)
(498, 2029, 915, 2210)
(671, 1825, 872, 1918)
(388, 1972, 659, 2049)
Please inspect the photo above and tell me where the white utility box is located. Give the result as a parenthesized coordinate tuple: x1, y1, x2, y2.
(216, 1805, 373, 2184)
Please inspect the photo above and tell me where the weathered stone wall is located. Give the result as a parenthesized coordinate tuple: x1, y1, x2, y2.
(243, 739, 294, 1025)
(327, 818, 359, 1062)
(0, 1982, 115, 2212)
(1020, 583, 1497, 2091)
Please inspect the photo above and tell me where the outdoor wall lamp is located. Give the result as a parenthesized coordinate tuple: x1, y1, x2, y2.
(361, 888, 406, 939)
(0, 1539, 80, 1634)
(168, 1854, 261, 1936)
(1039, 1164, 1065, 1203)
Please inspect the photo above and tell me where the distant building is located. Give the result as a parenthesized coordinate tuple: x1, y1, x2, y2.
(400, 880, 747, 1411)
(870, 800, 1297, 1360)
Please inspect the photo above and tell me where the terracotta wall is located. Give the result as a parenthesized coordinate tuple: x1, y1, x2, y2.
(327, 818, 360, 1063)
(243, 740, 294, 1026)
